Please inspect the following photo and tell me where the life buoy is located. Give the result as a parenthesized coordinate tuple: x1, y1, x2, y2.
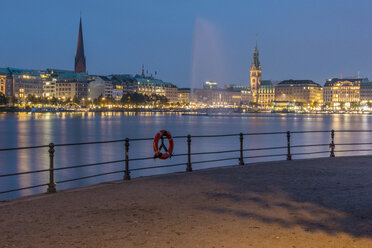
(153, 130, 174, 160)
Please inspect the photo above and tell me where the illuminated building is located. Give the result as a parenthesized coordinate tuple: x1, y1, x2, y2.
(0, 68, 44, 98)
(134, 77, 178, 102)
(178, 88, 191, 104)
(250, 42, 262, 103)
(74, 17, 86, 73)
(275, 80, 323, 105)
(258, 80, 275, 106)
(43, 79, 56, 97)
(203, 81, 218, 89)
(55, 73, 88, 100)
(323, 78, 360, 105)
(0, 74, 6, 95)
(88, 76, 113, 99)
(193, 88, 242, 106)
(225, 85, 253, 105)
(360, 80, 372, 103)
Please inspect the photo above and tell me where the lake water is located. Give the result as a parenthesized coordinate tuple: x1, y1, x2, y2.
(1, 112, 372, 200)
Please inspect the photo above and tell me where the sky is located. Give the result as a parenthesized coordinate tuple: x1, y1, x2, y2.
(1, 0, 372, 87)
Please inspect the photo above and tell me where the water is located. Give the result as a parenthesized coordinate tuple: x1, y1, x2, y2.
(1, 112, 372, 200)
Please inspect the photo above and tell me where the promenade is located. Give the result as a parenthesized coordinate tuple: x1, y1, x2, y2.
(1, 156, 372, 248)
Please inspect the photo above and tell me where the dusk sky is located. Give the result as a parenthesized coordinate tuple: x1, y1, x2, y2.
(1, 0, 372, 87)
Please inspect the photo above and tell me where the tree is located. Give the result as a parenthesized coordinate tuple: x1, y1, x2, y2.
(350, 102, 360, 109)
(0, 93, 7, 105)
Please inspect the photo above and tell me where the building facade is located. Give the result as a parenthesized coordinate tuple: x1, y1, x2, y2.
(258, 80, 275, 106)
(0, 74, 6, 95)
(55, 73, 89, 100)
(250, 43, 262, 103)
(360, 80, 372, 103)
(323, 78, 360, 104)
(275, 80, 323, 105)
(134, 76, 178, 102)
(193, 88, 242, 106)
(88, 76, 113, 99)
(3, 68, 44, 99)
(178, 88, 191, 104)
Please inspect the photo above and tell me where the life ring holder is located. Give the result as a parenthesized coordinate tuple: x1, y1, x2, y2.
(153, 130, 174, 160)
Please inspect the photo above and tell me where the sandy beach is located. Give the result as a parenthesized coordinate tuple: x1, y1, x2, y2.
(1, 156, 372, 248)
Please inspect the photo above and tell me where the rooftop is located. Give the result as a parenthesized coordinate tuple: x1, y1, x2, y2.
(278, 79, 321, 87)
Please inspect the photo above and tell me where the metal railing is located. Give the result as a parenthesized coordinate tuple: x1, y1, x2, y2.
(1, 129, 372, 197)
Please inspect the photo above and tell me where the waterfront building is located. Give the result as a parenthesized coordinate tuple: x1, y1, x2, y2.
(250, 42, 262, 103)
(109, 74, 135, 95)
(225, 85, 253, 105)
(193, 88, 242, 106)
(258, 80, 275, 106)
(74, 17, 86, 73)
(323, 78, 360, 105)
(360, 80, 372, 103)
(1, 68, 44, 98)
(203, 81, 218, 89)
(42, 79, 57, 98)
(0, 74, 6, 95)
(134, 76, 178, 102)
(55, 73, 89, 100)
(178, 88, 191, 104)
(275, 80, 323, 105)
(88, 76, 113, 99)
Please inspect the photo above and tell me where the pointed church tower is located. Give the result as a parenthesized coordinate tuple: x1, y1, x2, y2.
(250, 42, 262, 103)
(74, 17, 86, 73)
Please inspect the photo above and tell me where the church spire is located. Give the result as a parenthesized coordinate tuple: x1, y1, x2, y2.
(74, 16, 86, 73)
(252, 41, 260, 70)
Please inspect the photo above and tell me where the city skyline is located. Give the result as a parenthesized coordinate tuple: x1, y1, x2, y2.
(1, 0, 372, 87)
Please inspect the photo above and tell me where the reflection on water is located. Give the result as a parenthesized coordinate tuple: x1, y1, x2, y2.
(1, 112, 372, 200)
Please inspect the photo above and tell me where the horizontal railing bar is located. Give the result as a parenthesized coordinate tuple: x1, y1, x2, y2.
(54, 160, 125, 171)
(128, 156, 155, 162)
(292, 151, 330, 155)
(191, 133, 240, 138)
(243, 146, 287, 151)
(0, 183, 49, 194)
(0, 145, 49, 152)
(335, 149, 372, 153)
(291, 144, 329, 148)
(192, 157, 238, 165)
(244, 154, 287, 159)
(0, 168, 50, 178)
(335, 143, 372, 146)
(291, 130, 330, 134)
(54, 139, 127, 147)
(190, 149, 240, 156)
(131, 162, 186, 171)
(56, 170, 124, 184)
(243, 131, 287, 136)
(334, 130, 372, 133)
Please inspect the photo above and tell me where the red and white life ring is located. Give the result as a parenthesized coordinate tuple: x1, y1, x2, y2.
(153, 130, 174, 160)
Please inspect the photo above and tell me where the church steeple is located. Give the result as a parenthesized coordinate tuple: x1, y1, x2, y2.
(251, 41, 261, 70)
(250, 40, 262, 103)
(74, 16, 86, 73)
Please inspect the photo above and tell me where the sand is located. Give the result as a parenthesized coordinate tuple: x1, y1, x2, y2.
(1, 156, 372, 248)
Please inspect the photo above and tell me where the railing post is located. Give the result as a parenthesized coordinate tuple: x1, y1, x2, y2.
(286, 131, 292, 160)
(330, 129, 335, 157)
(186, 135, 192, 172)
(47, 143, 56, 193)
(239, 133, 244, 165)
(124, 138, 131, 180)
